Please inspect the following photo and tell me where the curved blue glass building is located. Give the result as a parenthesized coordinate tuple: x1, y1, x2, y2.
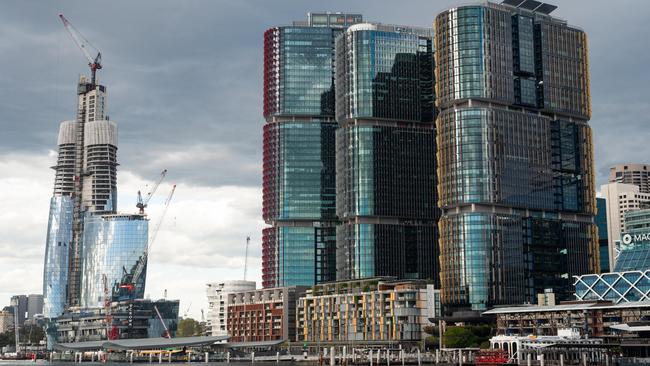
(334, 23, 438, 282)
(81, 214, 149, 308)
(435, 2, 597, 314)
(262, 13, 363, 288)
(43, 196, 73, 318)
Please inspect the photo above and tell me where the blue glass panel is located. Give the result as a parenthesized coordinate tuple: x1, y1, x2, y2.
(80, 214, 148, 308)
(43, 196, 74, 318)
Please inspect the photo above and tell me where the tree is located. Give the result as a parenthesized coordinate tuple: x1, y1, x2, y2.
(422, 325, 438, 335)
(424, 336, 439, 350)
(0, 326, 46, 348)
(443, 325, 492, 348)
(176, 318, 202, 337)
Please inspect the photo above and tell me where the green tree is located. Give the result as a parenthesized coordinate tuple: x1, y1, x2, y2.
(443, 325, 493, 348)
(424, 336, 439, 350)
(0, 331, 14, 348)
(176, 318, 202, 337)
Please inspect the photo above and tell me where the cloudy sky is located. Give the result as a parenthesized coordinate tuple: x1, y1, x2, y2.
(1, 0, 648, 320)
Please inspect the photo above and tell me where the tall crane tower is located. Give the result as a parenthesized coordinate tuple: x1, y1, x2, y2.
(59, 14, 102, 86)
(137, 169, 168, 214)
(244, 236, 250, 281)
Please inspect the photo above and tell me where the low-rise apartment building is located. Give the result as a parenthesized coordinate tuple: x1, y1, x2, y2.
(296, 278, 439, 344)
(227, 286, 307, 342)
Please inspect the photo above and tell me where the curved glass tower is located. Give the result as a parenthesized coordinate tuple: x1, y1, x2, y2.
(334, 23, 438, 282)
(435, 2, 597, 313)
(262, 13, 362, 288)
(81, 214, 148, 308)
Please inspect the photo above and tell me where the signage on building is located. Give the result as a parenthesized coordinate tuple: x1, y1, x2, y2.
(622, 233, 650, 245)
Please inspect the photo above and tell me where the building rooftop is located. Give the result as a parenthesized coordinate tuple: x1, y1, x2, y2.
(483, 300, 650, 315)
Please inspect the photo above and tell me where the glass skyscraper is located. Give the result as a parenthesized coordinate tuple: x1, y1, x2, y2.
(435, 2, 597, 314)
(43, 73, 148, 323)
(262, 13, 363, 288)
(81, 214, 148, 308)
(334, 23, 438, 282)
(596, 198, 610, 272)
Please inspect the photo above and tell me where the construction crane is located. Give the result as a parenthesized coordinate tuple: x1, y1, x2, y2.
(154, 305, 171, 339)
(183, 302, 192, 318)
(102, 274, 118, 340)
(244, 236, 250, 281)
(115, 184, 177, 300)
(137, 169, 168, 214)
(58, 14, 102, 86)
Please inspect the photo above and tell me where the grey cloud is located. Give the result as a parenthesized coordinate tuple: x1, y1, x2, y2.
(1, 0, 649, 189)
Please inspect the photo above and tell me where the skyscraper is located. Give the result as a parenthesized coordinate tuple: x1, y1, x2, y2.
(27, 294, 44, 319)
(43, 75, 115, 315)
(262, 13, 363, 288)
(609, 164, 650, 193)
(601, 182, 650, 269)
(334, 23, 438, 282)
(43, 73, 148, 317)
(435, 1, 597, 314)
(80, 214, 148, 308)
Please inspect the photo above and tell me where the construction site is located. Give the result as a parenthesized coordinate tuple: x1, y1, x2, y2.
(41, 13, 181, 348)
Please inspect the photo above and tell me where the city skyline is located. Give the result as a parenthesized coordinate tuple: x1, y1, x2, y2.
(1, 0, 649, 320)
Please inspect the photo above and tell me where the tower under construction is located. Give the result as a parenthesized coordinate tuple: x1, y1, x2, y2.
(43, 72, 120, 316)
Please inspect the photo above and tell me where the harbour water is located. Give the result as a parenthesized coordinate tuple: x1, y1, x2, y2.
(0, 363, 306, 366)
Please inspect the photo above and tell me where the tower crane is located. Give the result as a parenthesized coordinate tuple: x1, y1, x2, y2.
(115, 184, 177, 300)
(244, 236, 250, 281)
(137, 169, 168, 214)
(58, 14, 102, 86)
(102, 274, 118, 340)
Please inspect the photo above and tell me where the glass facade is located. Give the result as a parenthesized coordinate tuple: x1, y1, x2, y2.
(80, 214, 148, 308)
(616, 209, 650, 272)
(434, 6, 514, 108)
(263, 121, 336, 221)
(262, 225, 336, 287)
(435, 4, 597, 312)
(264, 26, 343, 118)
(574, 270, 650, 303)
(335, 25, 434, 123)
(336, 125, 436, 219)
(262, 15, 362, 288)
(43, 196, 74, 318)
(334, 24, 438, 283)
(336, 223, 437, 280)
(596, 198, 610, 272)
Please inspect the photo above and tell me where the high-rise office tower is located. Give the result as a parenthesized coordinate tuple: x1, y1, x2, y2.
(601, 182, 650, 269)
(334, 23, 438, 282)
(27, 294, 44, 319)
(262, 13, 363, 288)
(609, 164, 650, 193)
(43, 75, 115, 314)
(10, 295, 27, 327)
(435, 1, 597, 314)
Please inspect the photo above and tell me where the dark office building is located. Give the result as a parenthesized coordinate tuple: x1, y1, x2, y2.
(262, 13, 363, 288)
(334, 23, 438, 282)
(435, 1, 598, 315)
(596, 198, 610, 272)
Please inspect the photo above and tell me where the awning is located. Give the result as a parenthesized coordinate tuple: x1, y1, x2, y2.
(55, 335, 230, 351)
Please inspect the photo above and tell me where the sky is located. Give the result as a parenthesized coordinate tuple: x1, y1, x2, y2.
(1, 0, 649, 321)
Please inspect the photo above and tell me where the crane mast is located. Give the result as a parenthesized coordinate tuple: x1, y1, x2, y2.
(137, 169, 168, 214)
(58, 14, 102, 86)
